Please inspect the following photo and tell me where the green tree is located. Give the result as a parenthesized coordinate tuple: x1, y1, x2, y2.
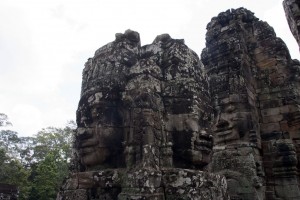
(30, 150, 68, 200)
(33, 121, 75, 163)
(0, 130, 21, 157)
(0, 148, 31, 200)
(0, 130, 36, 168)
(0, 113, 12, 127)
(0, 113, 31, 199)
(18, 136, 36, 168)
(0, 114, 75, 200)
(28, 121, 75, 200)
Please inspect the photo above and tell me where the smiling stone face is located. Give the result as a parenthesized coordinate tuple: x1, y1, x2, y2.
(74, 31, 214, 172)
(75, 93, 124, 170)
(213, 102, 255, 145)
(157, 36, 213, 168)
(74, 30, 141, 171)
(201, 8, 267, 200)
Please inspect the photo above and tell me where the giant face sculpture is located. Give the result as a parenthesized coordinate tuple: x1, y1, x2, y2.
(166, 113, 212, 168)
(74, 31, 214, 171)
(76, 92, 124, 170)
(206, 58, 259, 147)
(159, 37, 213, 168)
(121, 52, 164, 166)
(74, 30, 141, 170)
(213, 101, 257, 145)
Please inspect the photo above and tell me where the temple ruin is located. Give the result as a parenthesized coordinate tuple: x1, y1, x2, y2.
(58, 4, 300, 200)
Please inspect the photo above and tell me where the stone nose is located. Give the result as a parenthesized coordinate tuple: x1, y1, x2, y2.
(216, 118, 229, 129)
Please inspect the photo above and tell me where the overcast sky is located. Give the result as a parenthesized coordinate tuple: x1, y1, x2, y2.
(0, 0, 299, 136)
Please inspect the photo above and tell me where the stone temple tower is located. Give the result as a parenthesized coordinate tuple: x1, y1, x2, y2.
(58, 6, 300, 200)
(202, 7, 300, 200)
(57, 30, 228, 200)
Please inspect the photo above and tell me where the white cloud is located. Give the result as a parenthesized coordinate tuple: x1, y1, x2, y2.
(0, 0, 299, 136)
(9, 104, 43, 135)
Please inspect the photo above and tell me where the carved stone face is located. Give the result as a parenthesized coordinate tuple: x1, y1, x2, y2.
(76, 96, 123, 169)
(213, 102, 255, 145)
(75, 33, 213, 171)
(166, 113, 213, 168)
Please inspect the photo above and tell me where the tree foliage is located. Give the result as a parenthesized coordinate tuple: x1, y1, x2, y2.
(29, 151, 69, 200)
(0, 130, 20, 157)
(0, 113, 12, 127)
(33, 122, 74, 163)
(0, 148, 31, 200)
(0, 115, 75, 200)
